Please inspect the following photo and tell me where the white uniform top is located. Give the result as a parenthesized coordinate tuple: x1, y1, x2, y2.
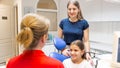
(63, 58, 93, 68)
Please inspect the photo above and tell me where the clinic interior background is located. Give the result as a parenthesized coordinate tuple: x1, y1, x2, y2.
(0, 0, 120, 64)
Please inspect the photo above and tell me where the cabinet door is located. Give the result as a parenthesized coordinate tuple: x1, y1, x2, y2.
(0, 6, 15, 63)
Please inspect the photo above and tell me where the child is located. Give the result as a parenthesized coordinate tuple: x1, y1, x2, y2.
(63, 40, 93, 68)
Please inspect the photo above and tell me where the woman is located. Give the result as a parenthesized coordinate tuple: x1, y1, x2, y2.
(58, 0, 91, 60)
(63, 40, 93, 68)
(7, 13, 64, 68)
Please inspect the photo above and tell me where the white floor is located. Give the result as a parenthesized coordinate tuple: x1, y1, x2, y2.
(0, 65, 5, 68)
(95, 54, 112, 68)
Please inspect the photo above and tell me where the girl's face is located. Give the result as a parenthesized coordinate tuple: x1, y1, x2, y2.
(70, 44, 84, 62)
(67, 3, 79, 19)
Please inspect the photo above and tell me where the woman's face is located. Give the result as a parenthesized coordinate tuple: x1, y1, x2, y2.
(67, 3, 79, 19)
(70, 44, 84, 62)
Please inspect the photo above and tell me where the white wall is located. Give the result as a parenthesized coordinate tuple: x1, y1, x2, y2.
(77, 0, 120, 52)
(20, 0, 120, 22)
(17, 0, 120, 52)
(59, 0, 120, 52)
(79, 0, 120, 21)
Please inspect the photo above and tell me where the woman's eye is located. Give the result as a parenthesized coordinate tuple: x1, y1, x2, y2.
(73, 8, 76, 10)
(68, 8, 71, 11)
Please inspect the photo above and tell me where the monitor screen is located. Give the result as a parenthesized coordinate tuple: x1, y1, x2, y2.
(117, 37, 120, 62)
(112, 31, 120, 67)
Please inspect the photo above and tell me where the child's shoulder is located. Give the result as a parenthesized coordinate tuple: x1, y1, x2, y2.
(63, 58, 71, 63)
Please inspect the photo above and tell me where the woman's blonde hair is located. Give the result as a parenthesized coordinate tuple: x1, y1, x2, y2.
(17, 13, 50, 49)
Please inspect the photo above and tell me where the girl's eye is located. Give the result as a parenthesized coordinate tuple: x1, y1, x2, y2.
(70, 49, 78, 52)
(74, 50, 78, 52)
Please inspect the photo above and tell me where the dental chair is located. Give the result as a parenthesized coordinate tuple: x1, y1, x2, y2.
(49, 37, 100, 67)
(49, 37, 69, 62)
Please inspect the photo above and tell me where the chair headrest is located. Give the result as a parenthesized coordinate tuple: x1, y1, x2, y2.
(53, 37, 66, 50)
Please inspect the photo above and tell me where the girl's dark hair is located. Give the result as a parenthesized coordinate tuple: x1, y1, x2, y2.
(67, 0, 84, 20)
(70, 40, 85, 59)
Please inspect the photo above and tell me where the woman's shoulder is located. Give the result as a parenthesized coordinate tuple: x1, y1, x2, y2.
(60, 18, 69, 25)
(61, 18, 69, 22)
(79, 19, 88, 23)
(79, 19, 89, 27)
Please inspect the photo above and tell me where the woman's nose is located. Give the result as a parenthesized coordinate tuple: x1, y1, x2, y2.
(70, 9, 74, 13)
